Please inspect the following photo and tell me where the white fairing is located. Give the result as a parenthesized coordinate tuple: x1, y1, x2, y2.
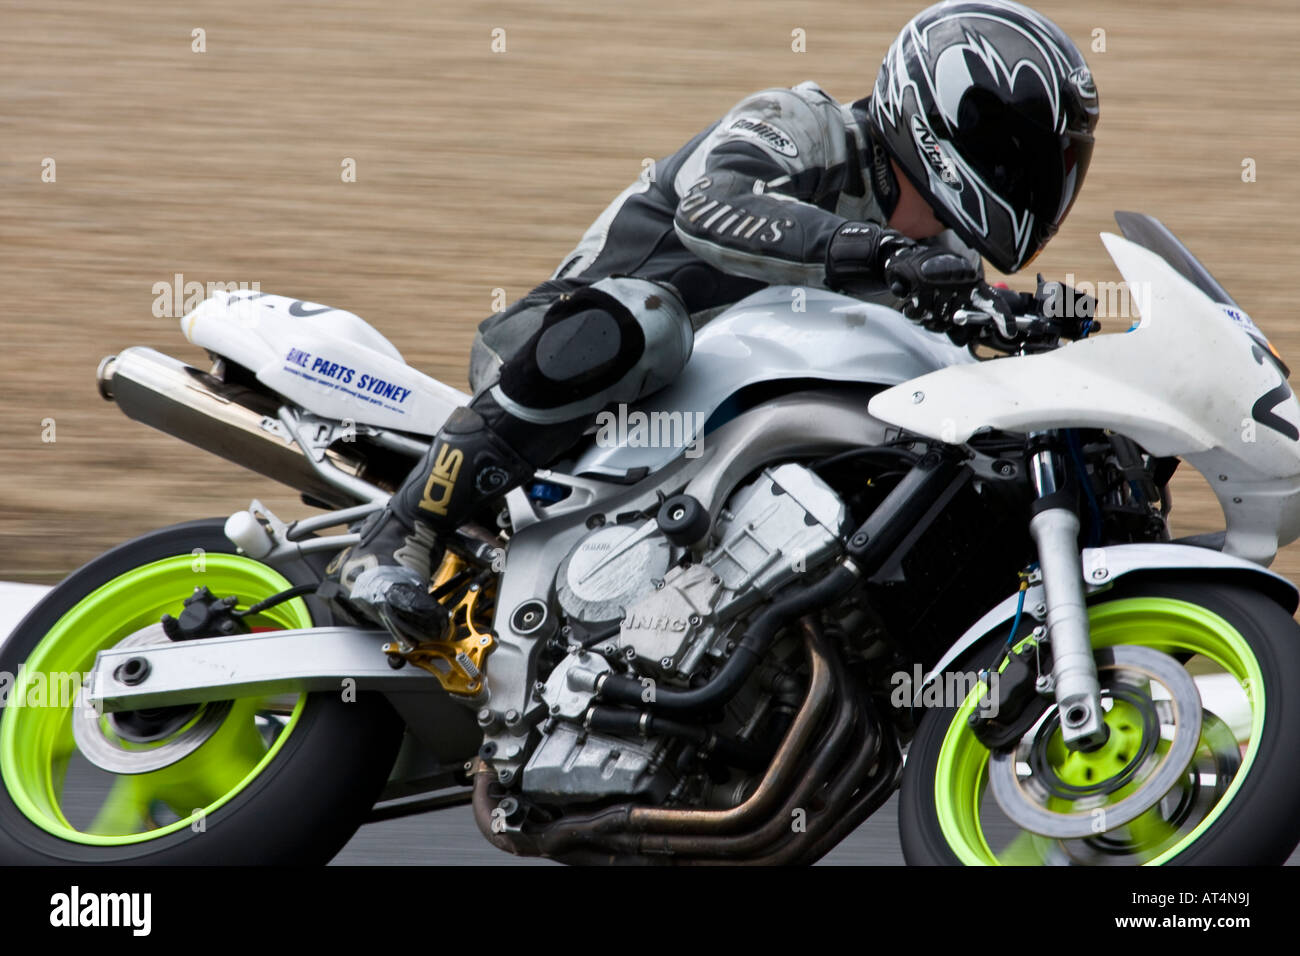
(182, 291, 467, 432)
(869, 233, 1300, 565)
(572, 285, 976, 475)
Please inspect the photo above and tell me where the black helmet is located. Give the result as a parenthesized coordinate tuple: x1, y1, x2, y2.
(867, 1, 1099, 273)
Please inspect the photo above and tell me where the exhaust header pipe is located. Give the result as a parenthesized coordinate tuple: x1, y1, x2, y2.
(98, 347, 373, 507)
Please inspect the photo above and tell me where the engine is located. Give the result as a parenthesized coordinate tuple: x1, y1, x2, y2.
(522, 462, 849, 803)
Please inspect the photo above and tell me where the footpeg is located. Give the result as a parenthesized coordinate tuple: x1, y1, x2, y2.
(379, 555, 497, 697)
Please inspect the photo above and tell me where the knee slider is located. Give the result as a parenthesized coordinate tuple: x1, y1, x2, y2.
(496, 277, 692, 420)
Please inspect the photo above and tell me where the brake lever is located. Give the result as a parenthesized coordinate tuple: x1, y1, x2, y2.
(951, 308, 1032, 337)
(954, 303, 1097, 347)
(950, 308, 1058, 353)
(950, 308, 996, 327)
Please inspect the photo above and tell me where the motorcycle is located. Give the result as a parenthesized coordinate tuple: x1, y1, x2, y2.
(3, 211, 1299, 865)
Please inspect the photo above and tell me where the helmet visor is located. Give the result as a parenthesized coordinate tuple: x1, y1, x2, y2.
(952, 90, 1094, 267)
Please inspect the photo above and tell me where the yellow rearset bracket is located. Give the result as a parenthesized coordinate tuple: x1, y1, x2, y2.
(381, 552, 496, 696)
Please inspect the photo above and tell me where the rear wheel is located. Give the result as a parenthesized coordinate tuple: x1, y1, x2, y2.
(0, 519, 403, 864)
(899, 580, 1300, 865)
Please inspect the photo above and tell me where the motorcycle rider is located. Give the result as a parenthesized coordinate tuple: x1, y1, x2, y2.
(326, 0, 1100, 644)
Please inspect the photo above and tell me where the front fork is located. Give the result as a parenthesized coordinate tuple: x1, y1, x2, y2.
(1028, 432, 1109, 750)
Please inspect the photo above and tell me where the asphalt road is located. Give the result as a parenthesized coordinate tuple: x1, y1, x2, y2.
(331, 797, 906, 865)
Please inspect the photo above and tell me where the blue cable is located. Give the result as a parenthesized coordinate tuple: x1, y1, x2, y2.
(981, 565, 1037, 687)
(1005, 582, 1027, 650)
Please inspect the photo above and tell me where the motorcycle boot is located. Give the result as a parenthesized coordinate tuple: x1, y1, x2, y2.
(324, 395, 538, 648)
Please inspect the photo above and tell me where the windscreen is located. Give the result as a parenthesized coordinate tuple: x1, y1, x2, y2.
(1114, 211, 1240, 308)
(1115, 210, 1287, 375)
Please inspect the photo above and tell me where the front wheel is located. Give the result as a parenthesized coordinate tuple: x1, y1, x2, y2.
(0, 519, 404, 864)
(899, 580, 1300, 865)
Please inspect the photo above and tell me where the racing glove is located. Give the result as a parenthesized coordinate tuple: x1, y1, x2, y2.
(824, 221, 916, 294)
(882, 243, 985, 329)
(825, 221, 985, 331)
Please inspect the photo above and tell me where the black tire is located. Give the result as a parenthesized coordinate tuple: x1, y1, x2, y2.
(900, 579, 1300, 865)
(0, 519, 404, 864)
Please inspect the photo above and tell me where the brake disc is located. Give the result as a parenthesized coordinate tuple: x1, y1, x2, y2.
(1031, 710, 1242, 864)
(72, 623, 233, 774)
(987, 644, 1203, 839)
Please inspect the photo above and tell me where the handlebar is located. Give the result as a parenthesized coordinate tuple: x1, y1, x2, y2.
(946, 299, 1097, 353)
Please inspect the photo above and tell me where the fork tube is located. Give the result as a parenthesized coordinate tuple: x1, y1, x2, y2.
(1027, 432, 1108, 751)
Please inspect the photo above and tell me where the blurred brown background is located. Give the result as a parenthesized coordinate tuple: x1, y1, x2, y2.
(2, 0, 1297, 581)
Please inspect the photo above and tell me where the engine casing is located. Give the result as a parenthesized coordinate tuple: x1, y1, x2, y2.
(522, 463, 849, 802)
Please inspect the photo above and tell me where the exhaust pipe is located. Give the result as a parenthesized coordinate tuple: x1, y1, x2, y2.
(472, 622, 840, 861)
(98, 347, 371, 507)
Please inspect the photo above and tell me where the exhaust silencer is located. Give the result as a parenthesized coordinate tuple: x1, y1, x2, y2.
(98, 347, 372, 507)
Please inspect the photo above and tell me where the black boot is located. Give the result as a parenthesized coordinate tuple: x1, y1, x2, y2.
(323, 509, 448, 648)
(389, 399, 543, 526)
(325, 399, 537, 647)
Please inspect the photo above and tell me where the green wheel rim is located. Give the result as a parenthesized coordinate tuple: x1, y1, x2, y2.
(0, 554, 311, 846)
(933, 597, 1265, 865)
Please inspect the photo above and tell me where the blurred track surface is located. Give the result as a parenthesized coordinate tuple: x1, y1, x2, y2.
(4, 0, 1300, 580)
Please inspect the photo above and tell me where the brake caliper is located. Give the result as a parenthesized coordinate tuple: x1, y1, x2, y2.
(968, 641, 1053, 750)
(161, 586, 251, 641)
